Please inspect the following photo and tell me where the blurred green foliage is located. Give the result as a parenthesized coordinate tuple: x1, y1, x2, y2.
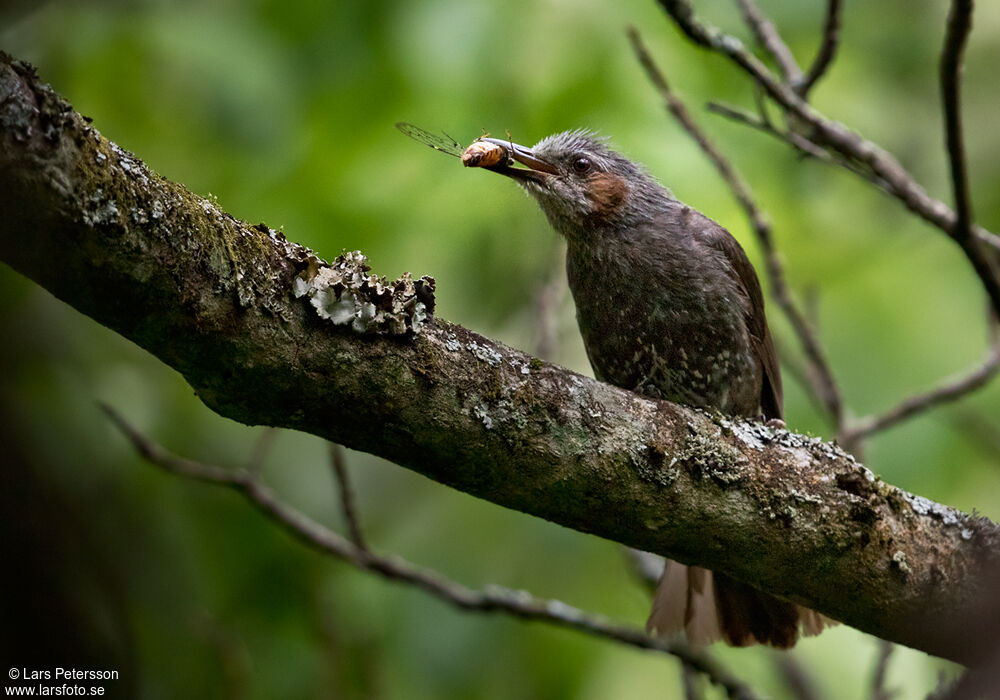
(2, 0, 999, 697)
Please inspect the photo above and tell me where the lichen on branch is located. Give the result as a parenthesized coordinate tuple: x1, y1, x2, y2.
(293, 250, 435, 335)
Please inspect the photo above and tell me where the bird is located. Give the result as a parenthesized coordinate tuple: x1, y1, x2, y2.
(472, 129, 828, 647)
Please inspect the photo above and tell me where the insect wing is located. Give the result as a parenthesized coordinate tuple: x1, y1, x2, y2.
(395, 122, 465, 158)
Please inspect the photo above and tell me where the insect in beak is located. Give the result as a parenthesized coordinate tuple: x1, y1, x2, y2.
(395, 123, 557, 183)
(472, 138, 559, 182)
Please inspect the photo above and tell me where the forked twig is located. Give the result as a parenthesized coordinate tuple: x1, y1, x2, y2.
(655, 0, 1000, 307)
(733, 0, 802, 85)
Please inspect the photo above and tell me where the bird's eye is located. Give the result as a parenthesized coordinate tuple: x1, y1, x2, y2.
(572, 156, 592, 175)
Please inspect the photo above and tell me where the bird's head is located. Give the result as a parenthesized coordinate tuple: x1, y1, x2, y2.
(479, 130, 672, 239)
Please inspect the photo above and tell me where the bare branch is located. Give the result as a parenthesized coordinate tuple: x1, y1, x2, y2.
(705, 101, 972, 213)
(797, 0, 843, 97)
(626, 548, 664, 593)
(655, 0, 1000, 314)
(733, 0, 802, 85)
(706, 101, 856, 168)
(951, 410, 1000, 462)
(330, 443, 367, 551)
(938, 1, 1000, 317)
(941, 0, 975, 240)
(247, 427, 278, 477)
(870, 641, 897, 700)
(628, 27, 844, 428)
(842, 318, 1000, 444)
(775, 655, 825, 700)
(682, 663, 705, 700)
(101, 403, 758, 700)
(770, 333, 834, 423)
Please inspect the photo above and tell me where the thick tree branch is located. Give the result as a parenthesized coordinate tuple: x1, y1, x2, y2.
(2, 54, 999, 665)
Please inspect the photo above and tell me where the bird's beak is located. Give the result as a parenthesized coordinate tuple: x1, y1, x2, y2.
(479, 137, 558, 182)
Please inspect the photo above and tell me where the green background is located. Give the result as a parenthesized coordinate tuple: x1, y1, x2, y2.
(2, 0, 999, 697)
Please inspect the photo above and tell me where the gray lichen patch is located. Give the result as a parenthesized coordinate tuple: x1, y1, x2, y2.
(675, 425, 749, 486)
(473, 398, 529, 431)
(637, 443, 680, 487)
(294, 250, 435, 335)
(467, 339, 503, 367)
(716, 414, 858, 465)
(81, 188, 120, 228)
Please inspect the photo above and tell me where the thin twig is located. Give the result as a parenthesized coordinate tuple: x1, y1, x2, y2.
(797, 0, 843, 97)
(101, 403, 759, 700)
(775, 655, 824, 700)
(938, 0, 1000, 318)
(733, 0, 802, 85)
(842, 317, 1000, 444)
(625, 548, 663, 593)
(705, 102, 1000, 256)
(706, 101, 836, 163)
(941, 0, 975, 242)
(330, 443, 367, 551)
(751, 83, 773, 130)
(770, 333, 832, 423)
(628, 26, 845, 428)
(682, 662, 704, 700)
(926, 673, 959, 700)
(871, 643, 897, 700)
(247, 427, 278, 477)
(655, 0, 1000, 312)
(706, 101, 935, 204)
(870, 640, 897, 700)
(951, 410, 1000, 462)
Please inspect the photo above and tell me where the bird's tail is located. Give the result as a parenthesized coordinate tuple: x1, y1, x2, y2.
(646, 560, 834, 647)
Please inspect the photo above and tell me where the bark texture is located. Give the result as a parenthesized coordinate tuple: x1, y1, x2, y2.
(1, 53, 998, 664)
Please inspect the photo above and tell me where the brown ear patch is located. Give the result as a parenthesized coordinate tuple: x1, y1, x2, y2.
(586, 173, 627, 215)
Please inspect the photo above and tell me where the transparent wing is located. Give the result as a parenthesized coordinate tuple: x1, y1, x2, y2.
(395, 122, 465, 158)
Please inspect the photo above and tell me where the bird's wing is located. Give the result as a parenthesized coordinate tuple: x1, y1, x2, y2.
(698, 214, 783, 420)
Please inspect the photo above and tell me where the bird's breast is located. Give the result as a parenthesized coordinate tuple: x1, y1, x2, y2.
(566, 239, 762, 416)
